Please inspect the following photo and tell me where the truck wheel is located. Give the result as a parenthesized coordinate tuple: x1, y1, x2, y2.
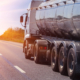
(25, 40, 31, 59)
(25, 49, 31, 59)
(47, 50, 51, 65)
(23, 41, 25, 53)
(67, 48, 76, 79)
(58, 46, 67, 75)
(51, 47, 58, 71)
(25, 49, 28, 59)
(34, 43, 39, 63)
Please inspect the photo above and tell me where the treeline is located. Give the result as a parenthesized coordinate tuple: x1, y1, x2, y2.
(0, 27, 24, 43)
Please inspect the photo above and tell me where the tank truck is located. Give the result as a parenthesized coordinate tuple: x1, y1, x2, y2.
(20, 0, 80, 79)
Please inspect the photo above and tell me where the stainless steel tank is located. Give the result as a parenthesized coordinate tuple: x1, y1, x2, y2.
(36, 0, 80, 40)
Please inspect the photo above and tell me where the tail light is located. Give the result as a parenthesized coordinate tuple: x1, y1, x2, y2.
(39, 46, 47, 50)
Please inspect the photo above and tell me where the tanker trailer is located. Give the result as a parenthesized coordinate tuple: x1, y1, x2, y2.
(20, 0, 80, 79)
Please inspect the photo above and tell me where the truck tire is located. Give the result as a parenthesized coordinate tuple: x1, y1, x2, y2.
(67, 48, 76, 79)
(47, 50, 51, 65)
(23, 41, 26, 53)
(25, 48, 28, 59)
(25, 40, 31, 59)
(34, 43, 39, 63)
(51, 47, 58, 71)
(25, 48, 31, 59)
(58, 46, 67, 75)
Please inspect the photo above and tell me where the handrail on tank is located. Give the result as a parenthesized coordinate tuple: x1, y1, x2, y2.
(27, 0, 75, 11)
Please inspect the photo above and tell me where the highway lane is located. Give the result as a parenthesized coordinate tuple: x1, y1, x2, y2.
(0, 40, 79, 80)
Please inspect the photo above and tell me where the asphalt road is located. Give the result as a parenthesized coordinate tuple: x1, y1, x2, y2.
(0, 40, 79, 80)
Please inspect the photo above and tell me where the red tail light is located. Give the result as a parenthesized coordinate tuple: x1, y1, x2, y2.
(44, 47, 47, 50)
(39, 46, 47, 50)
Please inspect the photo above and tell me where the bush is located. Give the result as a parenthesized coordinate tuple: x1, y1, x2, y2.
(0, 27, 24, 43)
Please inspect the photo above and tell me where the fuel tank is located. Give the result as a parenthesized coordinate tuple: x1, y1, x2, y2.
(36, 0, 80, 40)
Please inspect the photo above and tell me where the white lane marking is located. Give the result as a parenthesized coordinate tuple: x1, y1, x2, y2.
(0, 53, 2, 56)
(14, 66, 26, 73)
(0, 54, 31, 80)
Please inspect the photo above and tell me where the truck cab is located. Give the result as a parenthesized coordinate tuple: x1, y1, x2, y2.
(20, 0, 45, 57)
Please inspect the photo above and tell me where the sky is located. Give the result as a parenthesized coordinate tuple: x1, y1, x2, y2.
(0, 0, 31, 35)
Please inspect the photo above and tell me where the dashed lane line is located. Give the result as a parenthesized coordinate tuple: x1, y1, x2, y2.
(14, 66, 26, 73)
(0, 53, 31, 80)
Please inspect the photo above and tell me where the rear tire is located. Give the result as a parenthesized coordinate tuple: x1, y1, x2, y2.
(67, 48, 76, 79)
(25, 40, 31, 59)
(51, 47, 58, 71)
(25, 48, 28, 59)
(25, 48, 31, 59)
(58, 46, 67, 75)
(34, 43, 39, 63)
(23, 41, 26, 53)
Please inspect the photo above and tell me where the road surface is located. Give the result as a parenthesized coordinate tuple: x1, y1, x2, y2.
(0, 40, 79, 80)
